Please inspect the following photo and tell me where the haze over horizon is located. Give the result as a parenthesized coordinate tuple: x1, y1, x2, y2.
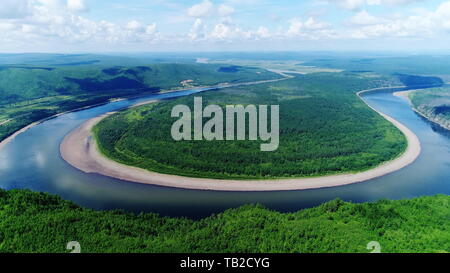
(1, 0, 450, 53)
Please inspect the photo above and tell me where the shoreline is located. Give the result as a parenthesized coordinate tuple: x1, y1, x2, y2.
(0, 121, 40, 151)
(60, 86, 422, 192)
(394, 90, 450, 131)
(0, 75, 287, 152)
(0, 100, 121, 152)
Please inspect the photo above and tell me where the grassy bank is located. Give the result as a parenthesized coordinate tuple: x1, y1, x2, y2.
(0, 189, 448, 253)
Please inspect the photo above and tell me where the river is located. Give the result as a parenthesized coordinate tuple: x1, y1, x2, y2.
(0, 85, 449, 219)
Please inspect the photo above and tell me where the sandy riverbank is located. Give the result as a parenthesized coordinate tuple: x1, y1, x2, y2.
(60, 86, 421, 192)
(393, 90, 412, 101)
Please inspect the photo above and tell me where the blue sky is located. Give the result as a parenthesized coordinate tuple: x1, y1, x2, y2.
(1, 0, 450, 52)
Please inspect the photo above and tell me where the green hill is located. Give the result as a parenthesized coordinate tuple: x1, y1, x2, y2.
(0, 189, 448, 253)
(0, 63, 278, 142)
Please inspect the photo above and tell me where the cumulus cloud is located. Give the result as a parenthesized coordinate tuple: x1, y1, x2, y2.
(348, 1, 450, 39)
(286, 17, 335, 39)
(66, 0, 88, 12)
(1, 0, 449, 51)
(187, 17, 257, 42)
(0, 0, 159, 48)
(256, 26, 270, 38)
(349, 10, 383, 25)
(126, 20, 142, 31)
(187, 0, 235, 17)
(187, 0, 214, 17)
(145, 23, 157, 35)
(207, 23, 251, 41)
(188, 18, 207, 40)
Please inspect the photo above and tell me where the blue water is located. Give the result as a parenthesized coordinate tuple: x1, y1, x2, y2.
(0, 86, 449, 219)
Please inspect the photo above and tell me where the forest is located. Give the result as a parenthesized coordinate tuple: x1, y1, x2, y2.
(408, 86, 450, 130)
(0, 189, 448, 253)
(303, 55, 450, 78)
(0, 62, 278, 142)
(94, 72, 409, 179)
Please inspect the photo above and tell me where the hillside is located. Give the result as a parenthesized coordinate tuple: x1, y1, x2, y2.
(0, 63, 278, 142)
(0, 189, 448, 253)
(408, 86, 450, 130)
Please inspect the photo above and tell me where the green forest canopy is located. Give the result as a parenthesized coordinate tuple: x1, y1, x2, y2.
(0, 189, 448, 253)
(409, 86, 450, 122)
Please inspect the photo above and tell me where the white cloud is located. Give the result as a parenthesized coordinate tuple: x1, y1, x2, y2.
(187, 1, 235, 18)
(436, 1, 450, 17)
(145, 23, 157, 35)
(1, 0, 449, 51)
(256, 26, 270, 38)
(210, 23, 231, 39)
(187, 0, 214, 17)
(303, 17, 330, 30)
(349, 10, 383, 25)
(208, 23, 251, 41)
(0, 0, 159, 48)
(287, 19, 304, 36)
(188, 18, 206, 40)
(66, 0, 88, 12)
(348, 2, 450, 39)
(126, 20, 142, 31)
(217, 4, 235, 17)
(287, 17, 335, 39)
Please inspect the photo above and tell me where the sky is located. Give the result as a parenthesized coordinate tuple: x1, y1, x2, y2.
(1, 0, 450, 52)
